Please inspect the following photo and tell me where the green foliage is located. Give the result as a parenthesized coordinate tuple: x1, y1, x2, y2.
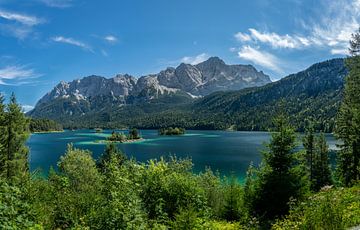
(97, 143, 127, 172)
(0, 179, 39, 229)
(159, 127, 185, 135)
(139, 157, 207, 222)
(312, 133, 333, 191)
(129, 128, 141, 139)
(93, 149, 147, 229)
(29, 118, 63, 133)
(107, 131, 127, 142)
(107, 129, 141, 142)
(335, 56, 360, 186)
(273, 185, 360, 230)
(248, 113, 307, 222)
(0, 93, 30, 183)
(222, 175, 243, 221)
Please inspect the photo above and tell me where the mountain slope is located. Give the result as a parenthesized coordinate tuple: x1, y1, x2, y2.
(111, 58, 346, 132)
(190, 58, 346, 131)
(28, 57, 271, 120)
(29, 58, 346, 132)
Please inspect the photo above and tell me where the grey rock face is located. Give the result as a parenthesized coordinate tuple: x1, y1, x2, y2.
(34, 57, 271, 108)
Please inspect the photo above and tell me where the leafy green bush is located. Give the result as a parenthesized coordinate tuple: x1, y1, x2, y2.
(273, 185, 360, 230)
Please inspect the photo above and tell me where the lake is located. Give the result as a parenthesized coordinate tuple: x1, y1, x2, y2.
(27, 129, 338, 180)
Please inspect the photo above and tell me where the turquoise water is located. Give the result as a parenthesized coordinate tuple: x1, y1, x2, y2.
(27, 129, 337, 179)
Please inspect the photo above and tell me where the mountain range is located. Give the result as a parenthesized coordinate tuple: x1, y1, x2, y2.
(28, 57, 347, 132)
(29, 57, 271, 118)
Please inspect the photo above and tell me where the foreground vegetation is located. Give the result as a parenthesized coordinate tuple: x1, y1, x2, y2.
(1, 30, 360, 229)
(1, 93, 359, 229)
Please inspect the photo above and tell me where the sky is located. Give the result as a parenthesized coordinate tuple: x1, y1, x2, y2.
(0, 0, 357, 111)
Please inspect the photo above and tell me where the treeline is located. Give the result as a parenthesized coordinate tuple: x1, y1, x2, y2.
(29, 118, 63, 133)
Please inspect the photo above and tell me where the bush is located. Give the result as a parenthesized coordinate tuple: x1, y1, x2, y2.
(273, 185, 360, 229)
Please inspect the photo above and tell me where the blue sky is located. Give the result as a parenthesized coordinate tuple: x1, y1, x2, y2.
(0, 0, 356, 111)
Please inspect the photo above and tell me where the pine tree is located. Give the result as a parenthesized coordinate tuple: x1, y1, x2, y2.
(335, 30, 360, 186)
(1, 93, 30, 182)
(303, 122, 316, 189)
(0, 94, 6, 175)
(97, 143, 127, 172)
(250, 113, 305, 221)
(312, 133, 332, 191)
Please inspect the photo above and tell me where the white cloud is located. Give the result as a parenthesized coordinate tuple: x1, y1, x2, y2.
(22, 105, 34, 113)
(39, 0, 73, 8)
(238, 46, 282, 73)
(52, 36, 92, 51)
(181, 53, 210, 65)
(233, 0, 360, 55)
(0, 9, 44, 39)
(0, 9, 43, 26)
(0, 65, 40, 85)
(234, 32, 252, 42)
(331, 48, 349, 55)
(309, 0, 360, 54)
(104, 35, 118, 44)
(235, 28, 311, 49)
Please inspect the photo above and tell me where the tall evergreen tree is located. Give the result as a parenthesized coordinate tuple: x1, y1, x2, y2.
(335, 30, 360, 186)
(303, 122, 316, 189)
(0, 94, 6, 175)
(250, 113, 305, 221)
(1, 93, 30, 182)
(312, 133, 332, 191)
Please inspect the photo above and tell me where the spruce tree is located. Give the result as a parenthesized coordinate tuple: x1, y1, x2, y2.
(250, 113, 304, 221)
(2, 93, 30, 182)
(303, 122, 316, 189)
(312, 133, 332, 191)
(335, 30, 360, 186)
(0, 94, 6, 176)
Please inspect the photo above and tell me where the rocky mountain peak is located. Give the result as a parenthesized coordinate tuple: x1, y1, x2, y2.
(30, 57, 272, 116)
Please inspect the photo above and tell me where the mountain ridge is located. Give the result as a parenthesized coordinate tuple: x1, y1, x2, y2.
(29, 58, 346, 132)
(29, 57, 271, 117)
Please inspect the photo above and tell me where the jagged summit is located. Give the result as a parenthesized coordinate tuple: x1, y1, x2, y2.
(34, 57, 270, 105)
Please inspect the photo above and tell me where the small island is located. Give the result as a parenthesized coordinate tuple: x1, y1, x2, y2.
(104, 128, 143, 143)
(158, 127, 185, 136)
(94, 128, 103, 133)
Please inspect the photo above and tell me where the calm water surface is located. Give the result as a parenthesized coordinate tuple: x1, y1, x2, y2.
(27, 130, 337, 179)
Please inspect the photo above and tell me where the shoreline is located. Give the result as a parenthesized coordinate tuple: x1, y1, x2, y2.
(95, 138, 145, 144)
(32, 130, 64, 134)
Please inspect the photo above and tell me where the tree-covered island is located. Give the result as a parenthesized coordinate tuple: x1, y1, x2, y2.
(103, 128, 143, 143)
(158, 127, 186, 135)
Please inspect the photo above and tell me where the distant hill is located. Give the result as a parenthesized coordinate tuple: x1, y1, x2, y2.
(28, 58, 347, 132)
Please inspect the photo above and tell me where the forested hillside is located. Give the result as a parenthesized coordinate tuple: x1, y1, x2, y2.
(57, 59, 346, 132)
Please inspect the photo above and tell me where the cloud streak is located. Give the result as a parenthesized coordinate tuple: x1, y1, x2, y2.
(181, 53, 210, 65)
(104, 35, 118, 44)
(52, 36, 93, 51)
(0, 65, 40, 85)
(0, 9, 43, 26)
(39, 0, 73, 8)
(0, 9, 44, 39)
(234, 0, 360, 55)
(237, 46, 282, 73)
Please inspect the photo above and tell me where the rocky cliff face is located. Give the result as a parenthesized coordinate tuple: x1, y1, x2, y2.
(29, 57, 271, 118)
